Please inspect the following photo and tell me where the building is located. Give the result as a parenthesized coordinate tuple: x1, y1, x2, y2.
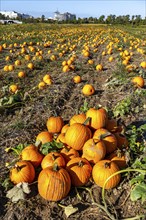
(0, 11, 32, 19)
(54, 10, 76, 21)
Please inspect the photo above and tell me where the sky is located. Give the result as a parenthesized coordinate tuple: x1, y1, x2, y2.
(0, 0, 146, 19)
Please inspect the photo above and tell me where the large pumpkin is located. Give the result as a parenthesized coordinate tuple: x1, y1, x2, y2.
(21, 144, 44, 167)
(93, 128, 117, 154)
(65, 122, 91, 150)
(41, 152, 66, 169)
(92, 160, 121, 189)
(82, 139, 106, 164)
(10, 160, 35, 184)
(38, 164, 71, 201)
(46, 116, 64, 133)
(66, 157, 92, 186)
(86, 108, 108, 130)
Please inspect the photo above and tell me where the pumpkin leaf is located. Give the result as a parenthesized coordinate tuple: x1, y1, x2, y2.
(40, 140, 63, 155)
(130, 182, 146, 204)
(64, 204, 78, 217)
(6, 182, 31, 203)
(130, 174, 145, 186)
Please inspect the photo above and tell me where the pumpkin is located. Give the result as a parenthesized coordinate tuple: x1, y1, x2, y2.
(21, 144, 44, 167)
(60, 146, 79, 163)
(106, 150, 127, 169)
(86, 107, 108, 130)
(82, 139, 106, 164)
(82, 84, 95, 96)
(96, 64, 103, 71)
(65, 121, 91, 150)
(69, 113, 86, 125)
(38, 164, 71, 201)
(10, 161, 35, 184)
(92, 160, 121, 189)
(41, 152, 66, 169)
(66, 157, 92, 186)
(36, 131, 53, 144)
(140, 61, 146, 69)
(73, 75, 82, 84)
(132, 76, 144, 88)
(18, 71, 26, 78)
(9, 84, 19, 94)
(106, 118, 118, 133)
(93, 128, 117, 154)
(61, 124, 70, 134)
(56, 133, 66, 145)
(114, 132, 128, 149)
(46, 116, 64, 133)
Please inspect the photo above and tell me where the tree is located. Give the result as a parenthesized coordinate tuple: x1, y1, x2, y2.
(98, 15, 105, 23)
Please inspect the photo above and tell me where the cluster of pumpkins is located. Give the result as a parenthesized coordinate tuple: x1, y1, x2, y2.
(9, 107, 129, 202)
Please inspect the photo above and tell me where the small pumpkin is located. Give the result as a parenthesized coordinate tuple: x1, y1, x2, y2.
(92, 160, 121, 189)
(73, 75, 82, 83)
(93, 128, 117, 154)
(56, 133, 66, 145)
(41, 152, 66, 169)
(86, 107, 108, 130)
(46, 116, 64, 133)
(82, 84, 95, 96)
(65, 120, 91, 150)
(114, 132, 128, 149)
(106, 149, 127, 169)
(61, 124, 70, 134)
(36, 131, 53, 144)
(132, 76, 144, 88)
(38, 164, 71, 201)
(10, 160, 35, 184)
(82, 139, 106, 164)
(69, 113, 86, 125)
(60, 146, 79, 163)
(21, 144, 44, 167)
(66, 157, 92, 186)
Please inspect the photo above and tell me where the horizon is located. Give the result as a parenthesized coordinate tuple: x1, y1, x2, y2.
(1, 0, 146, 19)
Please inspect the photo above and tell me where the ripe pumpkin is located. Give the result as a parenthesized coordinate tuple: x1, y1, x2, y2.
(46, 116, 64, 133)
(9, 84, 19, 94)
(132, 76, 144, 88)
(73, 75, 82, 83)
(41, 152, 66, 169)
(66, 157, 92, 186)
(60, 146, 79, 163)
(82, 139, 106, 164)
(92, 160, 121, 189)
(86, 107, 108, 130)
(93, 128, 117, 154)
(106, 150, 127, 169)
(61, 124, 70, 134)
(65, 121, 91, 150)
(69, 113, 86, 125)
(36, 131, 53, 144)
(38, 164, 71, 201)
(56, 133, 66, 145)
(114, 132, 128, 149)
(82, 84, 95, 96)
(10, 160, 35, 184)
(106, 118, 119, 133)
(21, 144, 44, 167)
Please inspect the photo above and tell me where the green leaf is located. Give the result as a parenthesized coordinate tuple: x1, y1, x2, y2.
(40, 140, 63, 155)
(130, 182, 146, 204)
(130, 174, 145, 185)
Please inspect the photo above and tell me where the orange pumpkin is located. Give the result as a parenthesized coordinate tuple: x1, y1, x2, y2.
(36, 131, 53, 144)
(93, 128, 117, 154)
(46, 116, 64, 133)
(106, 150, 127, 169)
(10, 161, 35, 184)
(56, 133, 66, 145)
(69, 113, 86, 125)
(66, 157, 92, 186)
(41, 152, 66, 169)
(86, 107, 108, 130)
(106, 118, 118, 133)
(82, 84, 95, 96)
(60, 146, 79, 163)
(65, 122, 91, 150)
(38, 164, 71, 201)
(132, 76, 144, 88)
(114, 132, 128, 149)
(21, 144, 44, 167)
(73, 75, 82, 83)
(92, 160, 121, 189)
(82, 139, 106, 164)
(61, 124, 70, 134)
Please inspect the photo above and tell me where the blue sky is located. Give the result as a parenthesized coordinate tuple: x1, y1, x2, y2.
(0, 0, 146, 18)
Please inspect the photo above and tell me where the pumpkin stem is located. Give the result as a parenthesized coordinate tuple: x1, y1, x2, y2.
(83, 117, 91, 126)
(53, 162, 59, 171)
(116, 149, 122, 158)
(15, 164, 26, 171)
(104, 162, 111, 168)
(99, 131, 111, 140)
(78, 160, 84, 167)
(52, 153, 58, 160)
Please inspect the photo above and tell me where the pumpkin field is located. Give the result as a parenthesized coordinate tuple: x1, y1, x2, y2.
(0, 23, 146, 220)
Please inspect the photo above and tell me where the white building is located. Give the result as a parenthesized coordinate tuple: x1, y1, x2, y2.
(54, 10, 76, 21)
(0, 11, 32, 19)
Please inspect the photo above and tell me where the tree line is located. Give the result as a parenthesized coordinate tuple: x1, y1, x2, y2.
(0, 13, 145, 25)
